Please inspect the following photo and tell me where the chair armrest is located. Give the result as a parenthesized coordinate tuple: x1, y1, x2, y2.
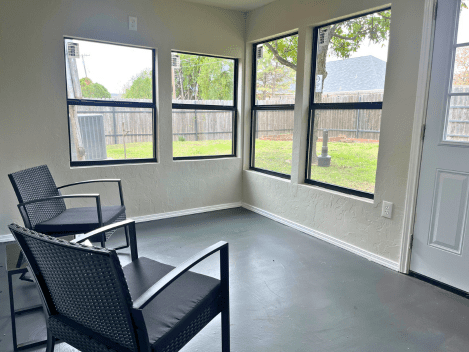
(133, 241, 228, 310)
(18, 194, 103, 227)
(57, 179, 124, 206)
(72, 219, 138, 260)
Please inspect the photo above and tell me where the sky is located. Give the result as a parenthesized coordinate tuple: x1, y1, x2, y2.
(66, 39, 152, 95)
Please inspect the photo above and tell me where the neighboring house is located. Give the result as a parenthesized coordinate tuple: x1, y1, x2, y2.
(323, 55, 386, 93)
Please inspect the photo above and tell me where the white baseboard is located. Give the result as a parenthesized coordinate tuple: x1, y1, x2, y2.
(0, 202, 243, 243)
(241, 202, 400, 272)
(0, 234, 14, 243)
(132, 202, 243, 223)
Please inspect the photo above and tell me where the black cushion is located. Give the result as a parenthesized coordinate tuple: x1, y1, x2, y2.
(122, 257, 221, 349)
(34, 205, 125, 234)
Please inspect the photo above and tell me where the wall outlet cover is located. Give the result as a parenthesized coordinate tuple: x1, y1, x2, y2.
(382, 201, 393, 219)
(129, 16, 137, 31)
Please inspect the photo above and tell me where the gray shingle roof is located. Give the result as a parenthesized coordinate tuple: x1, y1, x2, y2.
(322, 55, 386, 93)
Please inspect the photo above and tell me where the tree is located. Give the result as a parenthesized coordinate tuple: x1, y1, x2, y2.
(174, 55, 234, 101)
(121, 69, 153, 99)
(255, 35, 297, 102)
(80, 77, 111, 99)
(265, 10, 391, 163)
(454, 47, 469, 87)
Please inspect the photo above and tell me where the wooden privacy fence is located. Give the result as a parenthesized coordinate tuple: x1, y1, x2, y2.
(255, 91, 384, 141)
(74, 93, 393, 146)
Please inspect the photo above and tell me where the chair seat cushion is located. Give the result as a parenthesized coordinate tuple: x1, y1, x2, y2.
(34, 205, 126, 234)
(122, 257, 221, 350)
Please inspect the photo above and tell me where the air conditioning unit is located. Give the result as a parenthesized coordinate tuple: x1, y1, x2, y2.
(256, 45, 263, 59)
(68, 42, 80, 58)
(171, 53, 180, 68)
(318, 28, 329, 48)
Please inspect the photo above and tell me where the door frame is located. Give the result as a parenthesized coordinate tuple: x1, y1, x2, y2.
(399, 0, 438, 273)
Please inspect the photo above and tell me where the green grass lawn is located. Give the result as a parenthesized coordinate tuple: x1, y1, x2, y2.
(106, 139, 379, 193)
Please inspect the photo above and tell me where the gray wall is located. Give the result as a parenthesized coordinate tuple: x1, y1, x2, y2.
(243, 0, 426, 264)
(0, 0, 245, 232)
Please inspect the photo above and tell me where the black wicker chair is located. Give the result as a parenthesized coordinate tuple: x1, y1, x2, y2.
(8, 220, 230, 352)
(8, 164, 129, 249)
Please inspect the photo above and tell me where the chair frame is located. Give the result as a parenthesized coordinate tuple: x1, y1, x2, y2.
(10, 171, 129, 249)
(10, 220, 230, 352)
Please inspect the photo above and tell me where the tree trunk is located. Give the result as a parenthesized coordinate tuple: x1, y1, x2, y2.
(310, 30, 330, 166)
(67, 56, 85, 161)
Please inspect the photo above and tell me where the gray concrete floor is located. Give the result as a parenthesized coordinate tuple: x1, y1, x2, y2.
(1, 207, 469, 352)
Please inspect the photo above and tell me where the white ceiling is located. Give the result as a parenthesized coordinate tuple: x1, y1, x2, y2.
(184, 0, 277, 11)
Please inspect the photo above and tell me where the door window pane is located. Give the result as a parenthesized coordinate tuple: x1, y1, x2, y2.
(253, 110, 294, 175)
(313, 11, 391, 103)
(451, 46, 469, 93)
(254, 35, 298, 105)
(309, 109, 381, 194)
(445, 96, 469, 142)
(457, 1, 469, 44)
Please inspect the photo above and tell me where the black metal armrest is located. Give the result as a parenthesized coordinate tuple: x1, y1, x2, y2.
(133, 241, 229, 310)
(18, 194, 103, 227)
(72, 220, 138, 260)
(57, 179, 124, 206)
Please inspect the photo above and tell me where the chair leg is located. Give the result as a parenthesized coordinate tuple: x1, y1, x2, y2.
(221, 307, 230, 352)
(46, 330, 55, 352)
(100, 233, 106, 247)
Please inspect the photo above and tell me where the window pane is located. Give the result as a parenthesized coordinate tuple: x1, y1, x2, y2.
(69, 106, 154, 161)
(309, 109, 381, 194)
(445, 95, 469, 142)
(451, 46, 469, 93)
(65, 39, 153, 102)
(172, 109, 233, 157)
(171, 52, 235, 105)
(255, 34, 298, 105)
(457, 2, 469, 44)
(314, 10, 391, 103)
(253, 110, 294, 175)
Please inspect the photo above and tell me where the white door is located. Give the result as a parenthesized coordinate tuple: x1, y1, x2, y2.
(411, 0, 469, 291)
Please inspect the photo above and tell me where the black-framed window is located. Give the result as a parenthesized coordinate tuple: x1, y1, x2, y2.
(250, 33, 298, 178)
(306, 8, 391, 199)
(64, 38, 156, 167)
(171, 51, 238, 160)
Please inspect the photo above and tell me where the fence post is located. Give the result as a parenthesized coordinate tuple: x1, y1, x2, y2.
(112, 106, 117, 144)
(194, 101, 198, 141)
(356, 95, 361, 138)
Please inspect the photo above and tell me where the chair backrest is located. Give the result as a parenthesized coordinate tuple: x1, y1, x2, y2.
(8, 224, 140, 352)
(8, 165, 66, 229)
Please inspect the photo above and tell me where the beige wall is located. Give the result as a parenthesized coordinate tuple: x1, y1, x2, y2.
(0, 0, 427, 266)
(0, 0, 245, 232)
(243, 0, 426, 263)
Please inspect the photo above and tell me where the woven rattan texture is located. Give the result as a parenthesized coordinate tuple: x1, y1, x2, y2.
(105, 211, 127, 240)
(11, 226, 139, 351)
(49, 316, 128, 352)
(157, 297, 221, 352)
(9, 165, 66, 229)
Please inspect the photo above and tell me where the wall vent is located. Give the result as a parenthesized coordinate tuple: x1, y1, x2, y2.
(171, 53, 180, 68)
(318, 28, 329, 47)
(256, 45, 263, 59)
(68, 43, 80, 58)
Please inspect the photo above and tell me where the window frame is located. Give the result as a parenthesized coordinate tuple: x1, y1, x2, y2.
(249, 32, 299, 180)
(64, 37, 157, 167)
(305, 7, 391, 199)
(171, 50, 238, 160)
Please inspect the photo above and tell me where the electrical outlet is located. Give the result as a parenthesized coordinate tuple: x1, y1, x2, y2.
(129, 16, 137, 31)
(381, 201, 393, 219)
